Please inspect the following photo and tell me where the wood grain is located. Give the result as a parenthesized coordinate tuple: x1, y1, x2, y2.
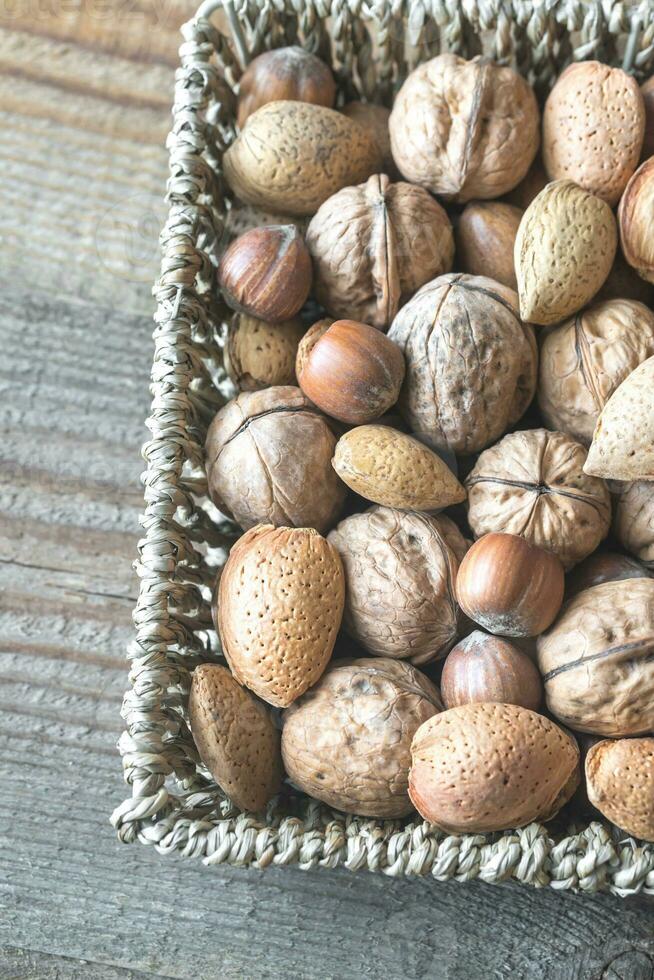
(1, 9, 654, 980)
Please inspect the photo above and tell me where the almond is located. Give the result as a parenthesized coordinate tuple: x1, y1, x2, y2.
(216, 524, 344, 707)
(515, 180, 617, 326)
(409, 702, 580, 833)
(332, 425, 465, 511)
(225, 314, 305, 391)
(584, 355, 654, 481)
(586, 738, 654, 842)
(188, 663, 283, 812)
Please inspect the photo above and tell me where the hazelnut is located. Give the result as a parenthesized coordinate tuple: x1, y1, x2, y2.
(456, 533, 564, 637)
(236, 47, 336, 128)
(341, 102, 398, 178)
(205, 386, 346, 534)
(295, 318, 332, 380)
(225, 313, 305, 391)
(455, 201, 522, 290)
(387, 274, 537, 455)
(618, 157, 654, 284)
(614, 480, 654, 569)
(566, 550, 652, 599)
(389, 54, 539, 202)
(306, 174, 454, 330)
(542, 62, 644, 206)
(538, 299, 654, 445)
(217, 224, 312, 323)
(466, 429, 611, 569)
(440, 630, 543, 711)
(298, 319, 405, 424)
(586, 738, 654, 842)
(328, 507, 464, 665)
(537, 578, 654, 736)
(281, 657, 443, 818)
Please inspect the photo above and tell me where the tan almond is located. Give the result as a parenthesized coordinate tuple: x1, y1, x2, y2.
(584, 355, 654, 481)
(216, 524, 344, 708)
(332, 425, 465, 511)
(515, 180, 617, 326)
(188, 663, 283, 812)
(409, 702, 580, 833)
(586, 738, 654, 842)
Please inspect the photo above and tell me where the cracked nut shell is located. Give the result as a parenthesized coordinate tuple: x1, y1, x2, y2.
(542, 61, 645, 206)
(205, 386, 346, 533)
(466, 428, 611, 569)
(281, 657, 443, 817)
(328, 506, 464, 665)
(236, 46, 336, 128)
(538, 299, 654, 445)
(217, 524, 344, 708)
(537, 578, 654, 736)
(223, 101, 382, 217)
(409, 702, 580, 833)
(189, 663, 283, 812)
(387, 273, 537, 455)
(306, 174, 454, 330)
(225, 313, 305, 391)
(586, 738, 654, 842)
(389, 54, 539, 202)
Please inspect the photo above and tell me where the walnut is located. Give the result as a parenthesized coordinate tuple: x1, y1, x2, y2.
(205, 386, 346, 533)
(306, 174, 454, 330)
(389, 54, 539, 202)
(466, 428, 611, 569)
(387, 273, 537, 455)
(328, 506, 464, 665)
(538, 578, 654, 736)
(614, 480, 654, 568)
(538, 299, 654, 445)
(281, 657, 443, 817)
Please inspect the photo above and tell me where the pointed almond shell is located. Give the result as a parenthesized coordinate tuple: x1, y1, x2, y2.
(332, 425, 466, 511)
(585, 355, 654, 480)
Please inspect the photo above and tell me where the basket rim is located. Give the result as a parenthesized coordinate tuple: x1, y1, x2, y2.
(110, 0, 654, 896)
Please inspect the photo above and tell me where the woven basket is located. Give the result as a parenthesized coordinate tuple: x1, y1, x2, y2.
(111, 0, 654, 895)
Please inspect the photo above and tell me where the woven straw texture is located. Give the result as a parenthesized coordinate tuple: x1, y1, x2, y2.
(110, 0, 654, 895)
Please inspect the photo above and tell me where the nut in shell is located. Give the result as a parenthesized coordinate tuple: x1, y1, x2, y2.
(455, 201, 522, 290)
(565, 550, 652, 598)
(217, 524, 345, 708)
(466, 428, 611, 569)
(225, 313, 305, 391)
(542, 62, 645, 206)
(584, 355, 654, 481)
(618, 157, 654, 285)
(441, 630, 543, 711)
(205, 386, 346, 534)
(217, 224, 312, 323)
(389, 54, 539, 202)
(515, 180, 617, 326)
(586, 738, 654, 842)
(237, 46, 336, 128)
(328, 506, 463, 665)
(341, 102, 398, 178)
(408, 703, 580, 833)
(387, 273, 537, 455)
(537, 578, 654, 736)
(538, 299, 654, 445)
(332, 425, 466, 511)
(189, 664, 283, 812)
(281, 658, 443, 818)
(614, 480, 654, 568)
(223, 101, 383, 217)
(306, 174, 454, 330)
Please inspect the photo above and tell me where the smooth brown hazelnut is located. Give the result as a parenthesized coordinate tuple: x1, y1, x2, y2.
(455, 201, 522, 290)
(440, 630, 542, 711)
(295, 318, 332, 380)
(218, 224, 312, 323)
(456, 533, 565, 637)
(237, 46, 336, 128)
(298, 319, 405, 424)
(565, 550, 652, 599)
(618, 157, 654, 284)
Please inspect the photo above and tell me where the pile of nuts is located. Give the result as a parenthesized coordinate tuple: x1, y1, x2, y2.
(190, 47, 654, 842)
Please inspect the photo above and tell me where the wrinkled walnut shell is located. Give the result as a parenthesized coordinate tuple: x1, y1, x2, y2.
(282, 657, 443, 817)
(389, 54, 539, 202)
(387, 273, 537, 455)
(614, 481, 654, 568)
(306, 174, 454, 330)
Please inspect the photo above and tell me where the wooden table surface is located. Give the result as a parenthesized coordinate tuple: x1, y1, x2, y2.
(1, 5, 653, 978)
